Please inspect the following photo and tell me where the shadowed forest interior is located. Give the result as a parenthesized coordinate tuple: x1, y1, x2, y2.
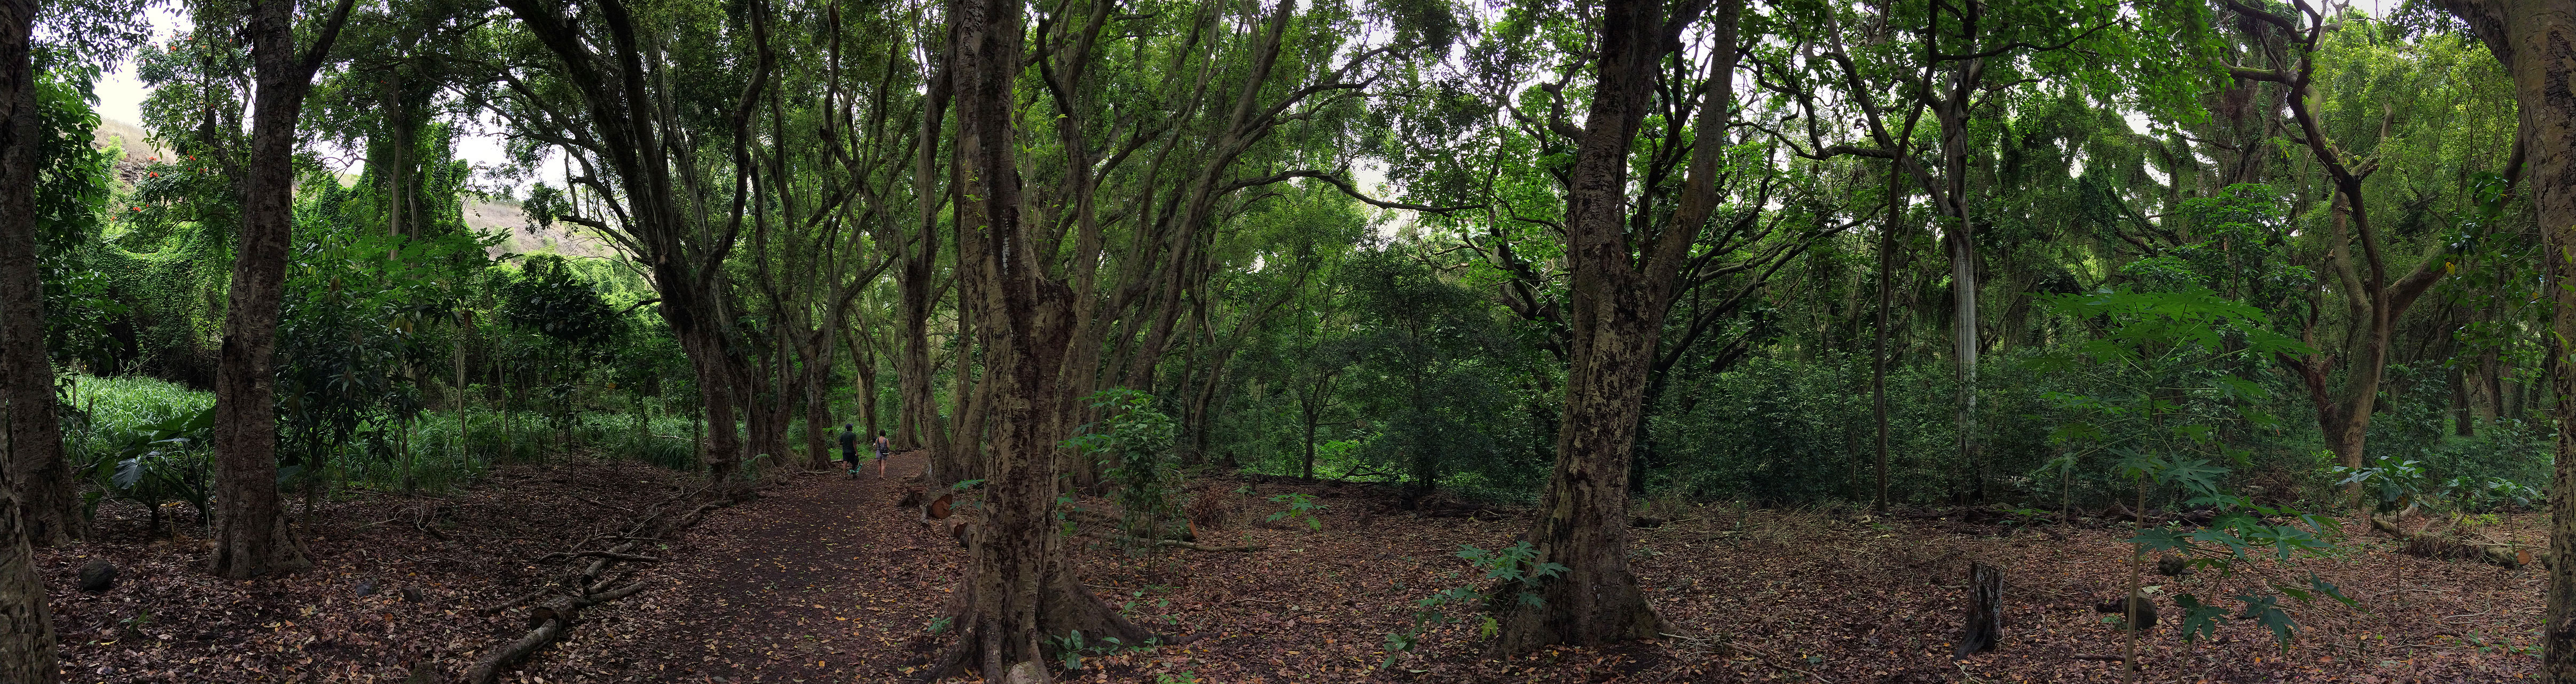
(2, 0, 2575, 681)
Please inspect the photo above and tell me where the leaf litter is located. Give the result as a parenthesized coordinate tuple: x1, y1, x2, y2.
(48, 451, 2547, 682)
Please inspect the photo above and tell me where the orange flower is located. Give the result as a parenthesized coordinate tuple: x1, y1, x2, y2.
(129, 207, 140, 212)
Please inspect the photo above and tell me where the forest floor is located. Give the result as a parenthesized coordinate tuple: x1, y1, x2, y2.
(43, 450, 2550, 683)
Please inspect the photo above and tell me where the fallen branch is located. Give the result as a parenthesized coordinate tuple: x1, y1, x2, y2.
(1075, 532, 1266, 552)
(2070, 654, 2125, 662)
(578, 496, 637, 515)
(464, 482, 736, 683)
(463, 582, 651, 683)
(534, 550, 661, 564)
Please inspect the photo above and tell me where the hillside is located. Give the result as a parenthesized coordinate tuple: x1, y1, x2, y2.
(93, 117, 614, 259)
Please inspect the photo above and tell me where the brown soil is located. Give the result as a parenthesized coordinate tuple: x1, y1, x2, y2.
(47, 450, 2549, 682)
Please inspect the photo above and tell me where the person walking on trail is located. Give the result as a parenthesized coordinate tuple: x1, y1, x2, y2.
(873, 430, 891, 477)
(838, 424, 861, 478)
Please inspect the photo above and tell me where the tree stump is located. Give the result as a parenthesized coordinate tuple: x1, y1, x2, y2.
(1954, 561, 2002, 658)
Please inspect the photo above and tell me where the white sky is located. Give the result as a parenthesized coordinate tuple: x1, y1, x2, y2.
(93, 6, 528, 191)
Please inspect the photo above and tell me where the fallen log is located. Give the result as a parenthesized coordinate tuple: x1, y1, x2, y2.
(2373, 515, 2540, 569)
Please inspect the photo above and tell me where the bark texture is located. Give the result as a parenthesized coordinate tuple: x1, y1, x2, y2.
(1956, 561, 2001, 658)
(2430, 1, 2574, 679)
(0, 3, 62, 677)
(0, 0, 74, 548)
(210, 0, 358, 579)
(1496, 0, 1734, 652)
(933, 0, 1140, 675)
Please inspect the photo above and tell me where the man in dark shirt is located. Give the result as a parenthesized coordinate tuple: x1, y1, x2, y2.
(838, 424, 861, 478)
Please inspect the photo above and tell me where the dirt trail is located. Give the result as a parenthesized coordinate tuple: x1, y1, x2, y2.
(552, 452, 957, 683)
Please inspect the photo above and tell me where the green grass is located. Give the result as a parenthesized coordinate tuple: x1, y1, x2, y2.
(64, 375, 213, 453)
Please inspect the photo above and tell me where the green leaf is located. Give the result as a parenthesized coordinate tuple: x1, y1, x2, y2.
(2171, 594, 2228, 642)
(2308, 575, 2359, 608)
(2235, 594, 2297, 646)
(2127, 528, 2196, 552)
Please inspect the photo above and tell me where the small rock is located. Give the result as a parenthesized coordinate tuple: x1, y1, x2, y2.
(355, 579, 380, 597)
(77, 559, 117, 593)
(2156, 554, 2190, 577)
(1003, 661, 1047, 684)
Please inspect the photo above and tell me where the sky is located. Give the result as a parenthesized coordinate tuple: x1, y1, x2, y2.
(92, 6, 525, 191)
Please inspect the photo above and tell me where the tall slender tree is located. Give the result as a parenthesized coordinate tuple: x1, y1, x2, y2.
(205, 0, 358, 579)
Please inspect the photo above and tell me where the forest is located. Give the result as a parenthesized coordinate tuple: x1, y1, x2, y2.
(0, 0, 2573, 680)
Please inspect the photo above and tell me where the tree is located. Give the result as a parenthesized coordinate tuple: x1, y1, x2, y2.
(483, 0, 776, 495)
(1493, 0, 1739, 651)
(2217, 0, 2454, 503)
(204, 0, 358, 579)
(932, 0, 1142, 675)
(2422, 0, 2574, 679)
(0, 0, 63, 675)
(0, 27, 76, 547)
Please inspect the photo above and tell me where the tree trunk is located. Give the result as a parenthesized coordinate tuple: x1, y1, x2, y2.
(934, 0, 1141, 674)
(2453, 363, 2474, 437)
(0, 4, 62, 678)
(2429, 2, 2573, 679)
(210, 0, 355, 579)
(0, 5, 74, 547)
(1873, 157, 1899, 512)
(1956, 561, 2001, 658)
(1497, 0, 1735, 652)
(848, 327, 880, 444)
(0, 476, 52, 683)
(898, 55, 948, 456)
(803, 333, 835, 471)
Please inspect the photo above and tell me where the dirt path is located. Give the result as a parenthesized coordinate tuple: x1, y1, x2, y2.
(544, 451, 956, 683)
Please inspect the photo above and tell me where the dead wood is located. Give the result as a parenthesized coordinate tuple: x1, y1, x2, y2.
(533, 549, 661, 564)
(2373, 515, 2540, 569)
(462, 480, 737, 683)
(1074, 531, 1266, 552)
